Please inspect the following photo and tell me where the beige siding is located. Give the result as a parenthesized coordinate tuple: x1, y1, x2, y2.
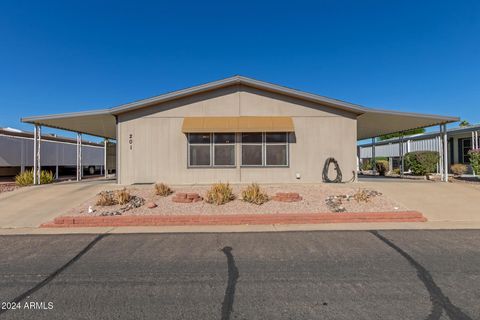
(117, 85, 357, 184)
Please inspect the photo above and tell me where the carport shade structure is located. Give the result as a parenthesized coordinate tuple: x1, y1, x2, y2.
(21, 76, 459, 184)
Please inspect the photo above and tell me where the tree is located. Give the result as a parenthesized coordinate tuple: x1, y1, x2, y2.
(378, 128, 426, 141)
(459, 120, 470, 127)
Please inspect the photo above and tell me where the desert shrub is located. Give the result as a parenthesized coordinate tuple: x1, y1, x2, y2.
(353, 189, 381, 203)
(15, 169, 34, 186)
(115, 188, 131, 205)
(96, 188, 131, 206)
(404, 151, 439, 176)
(154, 183, 173, 196)
(375, 160, 389, 176)
(205, 183, 235, 205)
(361, 160, 372, 171)
(241, 183, 269, 205)
(40, 170, 54, 184)
(469, 149, 480, 175)
(392, 168, 400, 175)
(15, 169, 54, 186)
(450, 164, 468, 176)
(96, 191, 116, 206)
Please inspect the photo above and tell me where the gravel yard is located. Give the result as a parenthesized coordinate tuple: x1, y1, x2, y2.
(0, 182, 18, 194)
(65, 184, 408, 216)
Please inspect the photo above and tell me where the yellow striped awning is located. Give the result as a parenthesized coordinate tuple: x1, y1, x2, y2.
(181, 116, 294, 133)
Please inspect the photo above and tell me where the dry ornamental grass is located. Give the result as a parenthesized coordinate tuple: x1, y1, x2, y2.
(205, 183, 235, 205)
(241, 183, 269, 205)
(154, 183, 173, 196)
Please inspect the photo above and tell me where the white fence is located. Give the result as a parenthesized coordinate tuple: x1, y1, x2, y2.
(0, 134, 104, 167)
(359, 137, 440, 159)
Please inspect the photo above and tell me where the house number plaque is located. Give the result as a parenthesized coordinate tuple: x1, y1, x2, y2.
(129, 134, 133, 150)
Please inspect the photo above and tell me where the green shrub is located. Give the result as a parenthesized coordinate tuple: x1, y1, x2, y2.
(469, 149, 480, 175)
(404, 151, 439, 176)
(361, 160, 372, 171)
(241, 183, 269, 205)
(392, 168, 400, 175)
(154, 182, 173, 196)
(450, 164, 467, 176)
(40, 170, 54, 184)
(375, 160, 389, 176)
(15, 169, 54, 186)
(205, 183, 235, 205)
(15, 169, 34, 186)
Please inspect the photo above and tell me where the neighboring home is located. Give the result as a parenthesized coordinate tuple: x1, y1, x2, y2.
(0, 127, 109, 178)
(21, 76, 458, 184)
(358, 124, 480, 173)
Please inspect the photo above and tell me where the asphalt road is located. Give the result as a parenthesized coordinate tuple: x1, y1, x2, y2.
(0, 230, 479, 320)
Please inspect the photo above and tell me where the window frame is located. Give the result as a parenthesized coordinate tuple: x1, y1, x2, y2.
(240, 132, 289, 167)
(212, 133, 236, 167)
(265, 132, 289, 167)
(187, 133, 212, 168)
(462, 138, 472, 164)
(187, 133, 237, 168)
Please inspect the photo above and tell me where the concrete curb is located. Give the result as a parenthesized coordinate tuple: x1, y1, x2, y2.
(40, 211, 427, 228)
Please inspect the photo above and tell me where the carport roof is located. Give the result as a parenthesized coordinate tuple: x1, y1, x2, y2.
(22, 75, 459, 140)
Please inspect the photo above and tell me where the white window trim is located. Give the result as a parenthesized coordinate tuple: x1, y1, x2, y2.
(188, 133, 237, 168)
(187, 133, 212, 167)
(240, 132, 289, 167)
(213, 133, 236, 167)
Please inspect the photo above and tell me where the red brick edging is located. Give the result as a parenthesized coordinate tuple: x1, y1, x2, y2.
(40, 211, 426, 228)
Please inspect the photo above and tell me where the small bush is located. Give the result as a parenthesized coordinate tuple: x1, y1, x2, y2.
(96, 188, 131, 206)
(115, 188, 131, 205)
(392, 168, 400, 175)
(241, 183, 269, 205)
(375, 160, 389, 176)
(450, 164, 468, 176)
(469, 149, 480, 175)
(361, 160, 372, 171)
(404, 151, 439, 176)
(15, 169, 34, 186)
(15, 169, 54, 186)
(40, 170, 54, 184)
(154, 183, 173, 196)
(96, 191, 116, 206)
(205, 183, 235, 205)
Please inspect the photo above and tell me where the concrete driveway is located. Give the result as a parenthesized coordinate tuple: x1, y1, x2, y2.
(359, 177, 480, 223)
(0, 179, 116, 228)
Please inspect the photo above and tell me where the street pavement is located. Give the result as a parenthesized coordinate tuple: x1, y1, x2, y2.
(0, 230, 479, 319)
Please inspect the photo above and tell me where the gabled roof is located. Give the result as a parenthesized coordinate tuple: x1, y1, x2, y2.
(22, 75, 459, 140)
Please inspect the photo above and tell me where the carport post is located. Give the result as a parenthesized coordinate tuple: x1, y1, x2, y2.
(371, 138, 376, 174)
(442, 124, 448, 182)
(104, 138, 108, 178)
(399, 134, 404, 176)
(76, 133, 82, 181)
(33, 125, 41, 185)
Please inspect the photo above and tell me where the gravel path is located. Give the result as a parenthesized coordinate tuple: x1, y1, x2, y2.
(65, 184, 408, 216)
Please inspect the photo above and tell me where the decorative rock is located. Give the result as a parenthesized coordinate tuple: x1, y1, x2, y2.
(146, 202, 157, 209)
(272, 192, 302, 202)
(172, 192, 203, 203)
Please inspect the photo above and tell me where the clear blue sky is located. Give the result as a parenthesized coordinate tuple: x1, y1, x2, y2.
(1, 0, 479, 141)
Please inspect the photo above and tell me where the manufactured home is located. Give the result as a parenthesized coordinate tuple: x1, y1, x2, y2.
(21, 76, 459, 184)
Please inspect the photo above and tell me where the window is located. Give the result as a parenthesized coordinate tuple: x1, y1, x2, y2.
(214, 133, 235, 166)
(241, 132, 288, 166)
(462, 138, 472, 163)
(241, 133, 263, 166)
(188, 133, 211, 166)
(266, 133, 288, 166)
(188, 133, 236, 167)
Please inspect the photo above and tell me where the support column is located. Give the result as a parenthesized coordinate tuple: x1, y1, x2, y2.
(76, 133, 82, 181)
(33, 125, 41, 184)
(104, 139, 108, 178)
(400, 134, 405, 176)
(442, 124, 448, 182)
(437, 135, 443, 175)
(371, 137, 376, 174)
